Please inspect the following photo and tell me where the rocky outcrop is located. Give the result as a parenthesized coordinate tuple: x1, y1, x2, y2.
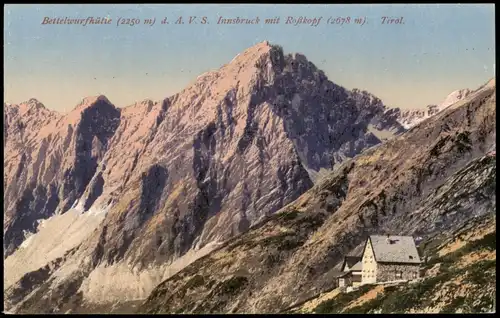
(391, 105, 438, 129)
(439, 89, 472, 110)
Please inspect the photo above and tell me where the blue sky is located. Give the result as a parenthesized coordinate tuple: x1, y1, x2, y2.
(4, 4, 495, 112)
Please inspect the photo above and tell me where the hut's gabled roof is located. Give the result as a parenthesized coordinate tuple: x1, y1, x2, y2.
(368, 235, 421, 264)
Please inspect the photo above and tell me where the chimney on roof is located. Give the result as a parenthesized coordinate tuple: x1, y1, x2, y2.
(386, 234, 396, 244)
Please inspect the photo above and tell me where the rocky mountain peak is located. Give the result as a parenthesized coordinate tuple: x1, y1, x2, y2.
(23, 98, 45, 108)
(223, 41, 273, 71)
(14, 98, 52, 116)
(73, 95, 113, 111)
(3, 42, 409, 311)
(62, 95, 120, 128)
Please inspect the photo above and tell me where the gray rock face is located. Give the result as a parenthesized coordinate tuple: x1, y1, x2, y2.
(390, 106, 433, 129)
(3, 96, 121, 257)
(4, 42, 409, 312)
(264, 50, 406, 171)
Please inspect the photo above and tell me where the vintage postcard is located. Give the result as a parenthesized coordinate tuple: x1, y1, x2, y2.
(3, 4, 496, 314)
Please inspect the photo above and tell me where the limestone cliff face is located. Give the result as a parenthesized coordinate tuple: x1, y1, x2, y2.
(3, 96, 121, 257)
(4, 41, 406, 312)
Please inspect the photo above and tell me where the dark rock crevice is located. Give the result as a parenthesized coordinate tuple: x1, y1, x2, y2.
(4, 182, 59, 257)
(61, 100, 121, 212)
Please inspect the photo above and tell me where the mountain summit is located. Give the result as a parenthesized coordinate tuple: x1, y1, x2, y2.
(4, 42, 407, 312)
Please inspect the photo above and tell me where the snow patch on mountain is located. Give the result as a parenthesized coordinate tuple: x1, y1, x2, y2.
(4, 209, 106, 289)
(76, 240, 223, 304)
(439, 89, 472, 110)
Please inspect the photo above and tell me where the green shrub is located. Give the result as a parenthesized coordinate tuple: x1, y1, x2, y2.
(174, 305, 188, 314)
(471, 295, 495, 313)
(206, 279, 216, 289)
(344, 293, 388, 314)
(465, 259, 496, 285)
(440, 296, 466, 313)
(380, 288, 418, 313)
(217, 276, 248, 296)
(314, 285, 374, 313)
(465, 233, 496, 252)
(425, 232, 496, 271)
(279, 210, 300, 221)
(185, 275, 205, 290)
(277, 237, 305, 251)
(455, 131, 472, 153)
(383, 285, 398, 293)
(314, 297, 341, 314)
(380, 272, 451, 313)
(264, 253, 281, 267)
(259, 233, 291, 247)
